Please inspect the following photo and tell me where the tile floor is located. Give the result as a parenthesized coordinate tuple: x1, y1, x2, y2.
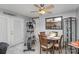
(6, 40, 77, 54)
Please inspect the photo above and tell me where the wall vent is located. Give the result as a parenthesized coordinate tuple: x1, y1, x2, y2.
(3, 11, 16, 16)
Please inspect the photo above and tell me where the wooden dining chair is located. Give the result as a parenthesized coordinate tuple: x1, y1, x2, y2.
(38, 35, 53, 54)
(40, 32, 46, 36)
(54, 35, 64, 53)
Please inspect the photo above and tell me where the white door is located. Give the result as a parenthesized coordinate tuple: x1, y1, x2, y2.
(8, 16, 24, 46)
(0, 15, 8, 43)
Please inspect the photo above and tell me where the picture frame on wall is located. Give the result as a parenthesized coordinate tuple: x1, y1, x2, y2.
(45, 16, 63, 30)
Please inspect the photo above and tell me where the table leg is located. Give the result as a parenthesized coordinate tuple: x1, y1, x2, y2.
(52, 44, 54, 54)
(70, 46, 72, 54)
(52, 41, 55, 54)
(65, 44, 67, 54)
(77, 49, 79, 54)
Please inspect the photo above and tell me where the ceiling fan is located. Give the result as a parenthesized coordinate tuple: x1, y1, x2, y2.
(31, 4, 54, 15)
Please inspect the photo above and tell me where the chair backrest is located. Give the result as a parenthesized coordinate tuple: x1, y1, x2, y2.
(0, 42, 9, 48)
(59, 35, 64, 45)
(38, 35, 48, 47)
(49, 31, 58, 37)
(0, 42, 9, 54)
(40, 32, 45, 36)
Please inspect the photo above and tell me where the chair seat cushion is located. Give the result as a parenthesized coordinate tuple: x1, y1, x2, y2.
(54, 44, 59, 47)
(41, 43, 53, 49)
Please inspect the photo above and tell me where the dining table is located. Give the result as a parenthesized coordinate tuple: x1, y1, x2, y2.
(68, 41, 79, 54)
(47, 36, 61, 53)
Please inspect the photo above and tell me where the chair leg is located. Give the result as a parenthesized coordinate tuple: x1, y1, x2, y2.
(46, 50, 48, 54)
(59, 47, 62, 54)
(60, 47, 62, 53)
(50, 49, 52, 54)
(58, 47, 60, 54)
(40, 47, 41, 54)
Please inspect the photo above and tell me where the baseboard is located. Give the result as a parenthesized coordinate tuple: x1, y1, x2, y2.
(8, 41, 24, 48)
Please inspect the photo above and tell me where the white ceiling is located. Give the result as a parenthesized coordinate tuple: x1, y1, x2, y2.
(0, 4, 79, 17)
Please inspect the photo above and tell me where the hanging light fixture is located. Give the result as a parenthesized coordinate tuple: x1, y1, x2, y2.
(38, 9, 46, 14)
(31, 4, 54, 15)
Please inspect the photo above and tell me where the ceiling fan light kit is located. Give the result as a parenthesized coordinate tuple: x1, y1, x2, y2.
(38, 10, 46, 14)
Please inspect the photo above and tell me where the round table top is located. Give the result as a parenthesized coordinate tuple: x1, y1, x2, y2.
(47, 36, 60, 40)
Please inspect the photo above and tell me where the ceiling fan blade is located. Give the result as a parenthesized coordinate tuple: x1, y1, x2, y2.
(34, 4, 41, 8)
(47, 11, 52, 14)
(46, 4, 54, 9)
(31, 11, 38, 13)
